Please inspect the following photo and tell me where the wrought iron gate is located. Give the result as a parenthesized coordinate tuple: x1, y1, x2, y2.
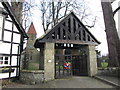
(55, 55, 72, 79)
(72, 55, 88, 76)
(55, 54, 88, 79)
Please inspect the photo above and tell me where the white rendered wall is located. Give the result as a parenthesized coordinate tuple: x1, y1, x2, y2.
(12, 44, 19, 54)
(0, 73, 9, 79)
(10, 68, 17, 77)
(13, 25, 19, 32)
(0, 15, 3, 40)
(13, 33, 20, 43)
(3, 31, 12, 41)
(0, 43, 11, 54)
(11, 56, 17, 66)
(4, 20, 12, 30)
(0, 68, 17, 79)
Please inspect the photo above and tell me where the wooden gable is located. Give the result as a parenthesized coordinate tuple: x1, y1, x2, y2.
(35, 12, 100, 48)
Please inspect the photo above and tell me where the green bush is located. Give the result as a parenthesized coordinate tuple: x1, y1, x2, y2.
(101, 62, 108, 69)
(56, 66, 63, 69)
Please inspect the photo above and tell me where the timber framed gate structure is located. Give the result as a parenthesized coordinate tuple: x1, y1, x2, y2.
(34, 12, 100, 80)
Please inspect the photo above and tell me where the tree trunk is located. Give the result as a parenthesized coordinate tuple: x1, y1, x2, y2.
(11, 2, 23, 24)
(52, 1, 55, 26)
(101, 1, 120, 67)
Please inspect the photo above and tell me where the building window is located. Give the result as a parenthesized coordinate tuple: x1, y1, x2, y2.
(0, 56, 9, 65)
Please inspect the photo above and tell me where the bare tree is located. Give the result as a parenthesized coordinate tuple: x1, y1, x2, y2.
(22, 0, 36, 30)
(113, 6, 120, 16)
(40, 0, 97, 32)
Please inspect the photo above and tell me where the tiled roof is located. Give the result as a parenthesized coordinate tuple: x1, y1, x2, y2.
(27, 23, 37, 34)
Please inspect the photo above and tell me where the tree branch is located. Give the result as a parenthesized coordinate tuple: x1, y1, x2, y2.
(113, 6, 120, 16)
(85, 16, 97, 28)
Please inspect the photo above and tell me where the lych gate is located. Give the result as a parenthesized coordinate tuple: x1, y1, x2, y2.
(34, 12, 100, 81)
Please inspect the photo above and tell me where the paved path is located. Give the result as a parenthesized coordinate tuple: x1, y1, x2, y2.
(3, 76, 116, 88)
(95, 75, 120, 87)
(94, 69, 120, 87)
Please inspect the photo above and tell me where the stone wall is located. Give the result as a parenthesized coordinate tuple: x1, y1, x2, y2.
(28, 51, 40, 70)
(20, 50, 40, 70)
(20, 70, 44, 84)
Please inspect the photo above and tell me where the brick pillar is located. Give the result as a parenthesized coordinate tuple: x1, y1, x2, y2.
(44, 42, 55, 81)
(86, 45, 97, 76)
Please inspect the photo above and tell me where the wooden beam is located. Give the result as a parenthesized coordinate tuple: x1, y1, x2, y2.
(70, 16, 74, 40)
(39, 39, 98, 45)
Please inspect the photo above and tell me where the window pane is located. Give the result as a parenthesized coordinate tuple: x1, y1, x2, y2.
(0, 57, 3, 60)
(0, 61, 3, 64)
(5, 57, 8, 60)
(4, 61, 8, 64)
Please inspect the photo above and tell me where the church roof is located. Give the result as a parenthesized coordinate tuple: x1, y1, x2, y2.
(27, 23, 37, 35)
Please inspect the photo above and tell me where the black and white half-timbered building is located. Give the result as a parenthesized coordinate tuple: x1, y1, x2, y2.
(0, 2, 28, 79)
